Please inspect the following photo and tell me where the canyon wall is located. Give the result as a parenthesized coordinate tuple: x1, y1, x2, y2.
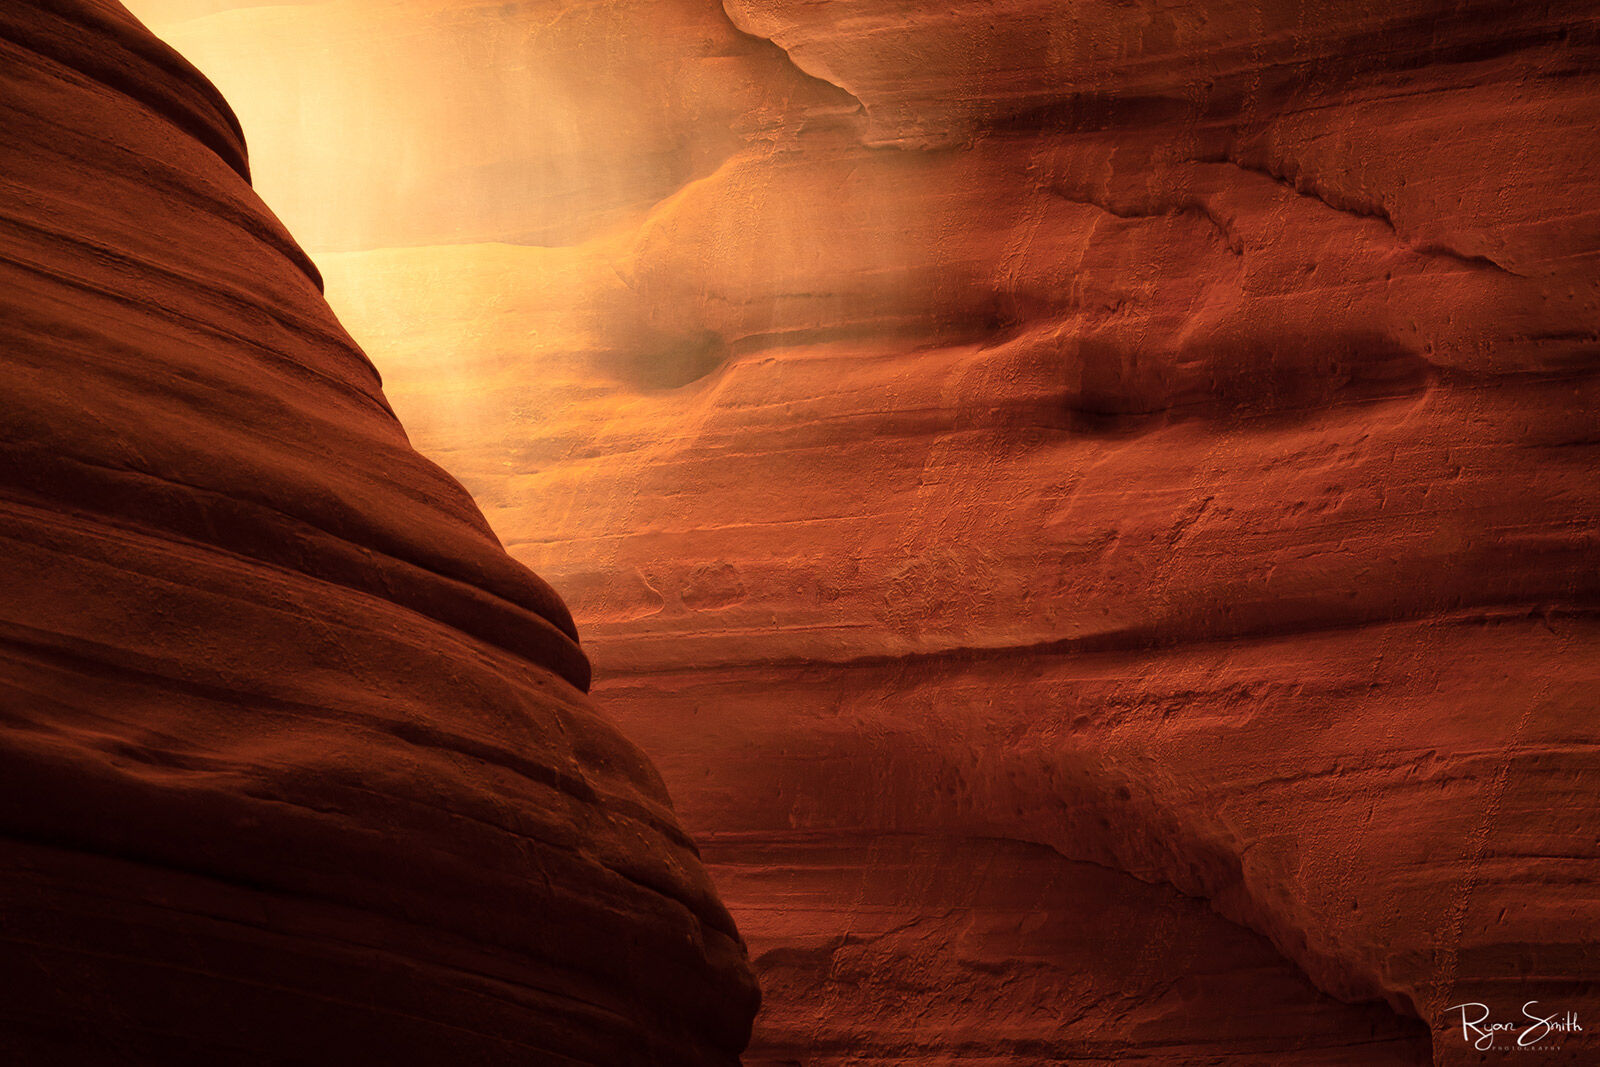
(0, 2, 756, 1062)
(122, 0, 1600, 1062)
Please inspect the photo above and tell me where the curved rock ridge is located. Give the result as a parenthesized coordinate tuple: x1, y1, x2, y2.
(0, 1, 757, 1063)
(123, 0, 1600, 1062)
(713, 833, 1431, 1064)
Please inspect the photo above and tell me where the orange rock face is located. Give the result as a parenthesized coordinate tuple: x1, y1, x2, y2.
(106, 0, 1600, 1062)
(0, 2, 755, 1062)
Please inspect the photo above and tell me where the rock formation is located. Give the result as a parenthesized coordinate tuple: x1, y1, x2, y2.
(119, 0, 1600, 1062)
(0, 1, 756, 1062)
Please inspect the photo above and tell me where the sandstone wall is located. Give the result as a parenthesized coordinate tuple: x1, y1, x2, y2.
(120, 0, 1600, 1060)
(0, 2, 756, 1061)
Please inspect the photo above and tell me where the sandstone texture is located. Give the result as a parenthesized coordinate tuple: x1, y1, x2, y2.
(122, 0, 1600, 1062)
(0, 2, 756, 1062)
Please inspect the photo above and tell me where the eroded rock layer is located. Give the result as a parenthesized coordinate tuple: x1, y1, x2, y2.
(713, 833, 1431, 1064)
(122, 0, 1600, 1061)
(0, 2, 756, 1062)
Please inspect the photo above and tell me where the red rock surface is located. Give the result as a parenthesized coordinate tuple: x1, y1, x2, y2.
(120, 0, 1600, 1062)
(0, 2, 756, 1062)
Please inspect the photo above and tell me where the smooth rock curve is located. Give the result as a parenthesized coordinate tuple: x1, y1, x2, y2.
(0, 2, 758, 1062)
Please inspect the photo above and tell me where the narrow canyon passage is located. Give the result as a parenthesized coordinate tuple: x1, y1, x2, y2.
(9, 0, 1600, 1062)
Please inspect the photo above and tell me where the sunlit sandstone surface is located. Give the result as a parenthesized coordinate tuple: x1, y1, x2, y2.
(123, 0, 1600, 1061)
